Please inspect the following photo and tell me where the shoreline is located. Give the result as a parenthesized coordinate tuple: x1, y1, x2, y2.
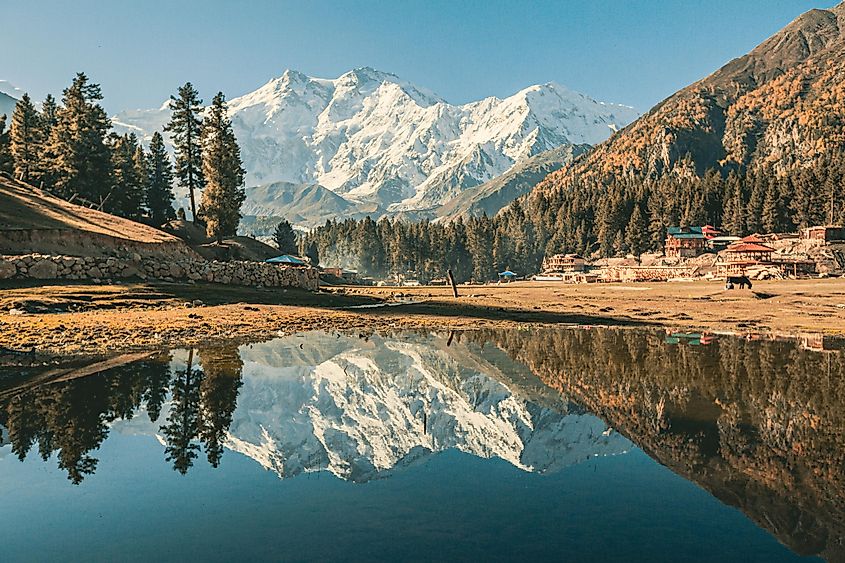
(1, 278, 844, 361)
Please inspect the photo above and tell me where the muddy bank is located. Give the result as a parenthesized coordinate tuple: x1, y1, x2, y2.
(0, 278, 843, 360)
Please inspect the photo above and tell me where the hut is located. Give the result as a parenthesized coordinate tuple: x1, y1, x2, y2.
(715, 242, 775, 276)
(665, 226, 708, 258)
(498, 270, 517, 283)
(266, 255, 308, 267)
(542, 253, 586, 273)
(800, 225, 845, 243)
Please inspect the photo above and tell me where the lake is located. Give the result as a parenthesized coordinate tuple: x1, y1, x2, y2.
(0, 328, 841, 562)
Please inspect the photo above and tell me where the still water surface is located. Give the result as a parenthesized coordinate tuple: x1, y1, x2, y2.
(0, 328, 841, 562)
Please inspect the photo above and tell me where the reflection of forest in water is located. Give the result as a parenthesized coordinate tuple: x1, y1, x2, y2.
(0, 346, 243, 483)
(466, 328, 845, 562)
(1, 329, 844, 559)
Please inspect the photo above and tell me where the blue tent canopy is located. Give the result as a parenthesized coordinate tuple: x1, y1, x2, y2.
(266, 255, 306, 265)
(498, 270, 517, 277)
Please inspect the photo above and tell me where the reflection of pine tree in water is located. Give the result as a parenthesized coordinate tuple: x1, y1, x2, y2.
(42, 375, 112, 484)
(6, 391, 41, 461)
(0, 355, 174, 483)
(144, 358, 173, 423)
(0, 347, 245, 481)
(198, 346, 244, 467)
(161, 349, 202, 475)
(160, 347, 245, 473)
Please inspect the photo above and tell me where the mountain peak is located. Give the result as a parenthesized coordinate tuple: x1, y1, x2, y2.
(0, 80, 23, 100)
(113, 69, 637, 224)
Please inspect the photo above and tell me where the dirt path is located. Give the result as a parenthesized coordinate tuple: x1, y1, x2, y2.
(1, 278, 843, 360)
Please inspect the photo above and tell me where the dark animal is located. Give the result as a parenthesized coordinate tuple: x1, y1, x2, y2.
(726, 275, 752, 289)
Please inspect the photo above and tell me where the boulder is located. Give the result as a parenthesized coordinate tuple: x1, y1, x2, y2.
(28, 260, 58, 279)
(0, 261, 16, 279)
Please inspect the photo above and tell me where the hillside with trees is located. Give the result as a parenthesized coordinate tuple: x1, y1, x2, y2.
(0, 74, 247, 245)
(305, 3, 845, 281)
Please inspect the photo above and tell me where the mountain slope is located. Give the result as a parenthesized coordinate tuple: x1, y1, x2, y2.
(436, 143, 590, 221)
(113, 68, 637, 222)
(533, 2, 845, 195)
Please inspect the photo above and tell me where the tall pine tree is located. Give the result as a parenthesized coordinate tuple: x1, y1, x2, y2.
(9, 93, 42, 184)
(45, 73, 113, 204)
(146, 131, 176, 225)
(106, 133, 145, 220)
(0, 114, 11, 176)
(273, 220, 298, 254)
(165, 83, 205, 222)
(36, 94, 59, 190)
(199, 92, 245, 243)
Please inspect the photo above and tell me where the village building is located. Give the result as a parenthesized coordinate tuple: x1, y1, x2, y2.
(665, 226, 708, 258)
(715, 242, 775, 275)
(266, 254, 309, 267)
(707, 235, 741, 251)
(497, 270, 518, 283)
(321, 267, 359, 283)
(800, 225, 845, 243)
(541, 253, 586, 273)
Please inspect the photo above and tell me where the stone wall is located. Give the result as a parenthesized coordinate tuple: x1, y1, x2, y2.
(0, 253, 319, 291)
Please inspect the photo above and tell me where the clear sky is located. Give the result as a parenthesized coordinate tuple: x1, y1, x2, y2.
(0, 0, 834, 114)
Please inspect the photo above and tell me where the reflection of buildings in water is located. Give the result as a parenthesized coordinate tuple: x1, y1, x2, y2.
(476, 327, 845, 562)
(800, 333, 845, 352)
(2, 328, 845, 559)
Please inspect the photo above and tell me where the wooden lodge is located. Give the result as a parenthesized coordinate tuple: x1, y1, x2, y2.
(541, 253, 586, 273)
(723, 242, 775, 262)
(800, 225, 845, 243)
(715, 241, 814, 277)
(665, 226, 708, 258)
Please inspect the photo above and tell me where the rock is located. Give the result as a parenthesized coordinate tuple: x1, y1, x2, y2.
(192, 299, 204, 307)
(0, 261, 16, 279)
(28, 260, 58, 279)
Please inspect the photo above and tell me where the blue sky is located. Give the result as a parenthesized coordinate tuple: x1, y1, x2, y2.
(0, 0, 832, 114)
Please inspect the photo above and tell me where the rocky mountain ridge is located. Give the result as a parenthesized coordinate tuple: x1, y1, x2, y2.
(531, 2, 845, 198)
(112, 68, 637, 225)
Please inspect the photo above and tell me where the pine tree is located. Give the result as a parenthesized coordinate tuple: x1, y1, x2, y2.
(199, 92, 245, 243)
(0, 114, 11, 176)
(273, 220, 298, 254)
(304, 240, 320, 266)
(625, 204, 647, 260)
(761, 180, 780, 234)
(165, 82, 205, 222)
(105, 133, 144, 219)
(146, 131, 176, 225)
(36, 94, 59, 189)
(9, 93, 42, 184)
(45, 73, 113, 204)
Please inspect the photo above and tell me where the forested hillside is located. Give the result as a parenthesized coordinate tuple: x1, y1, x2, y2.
(306, 3, 845, 281)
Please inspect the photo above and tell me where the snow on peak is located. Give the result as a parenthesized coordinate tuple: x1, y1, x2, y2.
(111, 68, 639, 219)
(0, 80, 23, 99)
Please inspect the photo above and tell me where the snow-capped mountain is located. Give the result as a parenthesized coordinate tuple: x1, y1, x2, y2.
(116, 332, 631, 482)
(113, 68, 638, 223)
(0, 81, 21, 120)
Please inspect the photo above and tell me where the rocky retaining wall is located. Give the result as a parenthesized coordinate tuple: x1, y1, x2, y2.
(0, 253, 319, 291)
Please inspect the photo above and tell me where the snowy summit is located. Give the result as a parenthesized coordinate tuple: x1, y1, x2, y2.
(113, 67, 638, 222)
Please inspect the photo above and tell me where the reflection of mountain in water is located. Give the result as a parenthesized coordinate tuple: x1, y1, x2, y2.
(475, 328, 845, 562)
(3, 327, 844, 560)
(226, 332, 629, 482)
